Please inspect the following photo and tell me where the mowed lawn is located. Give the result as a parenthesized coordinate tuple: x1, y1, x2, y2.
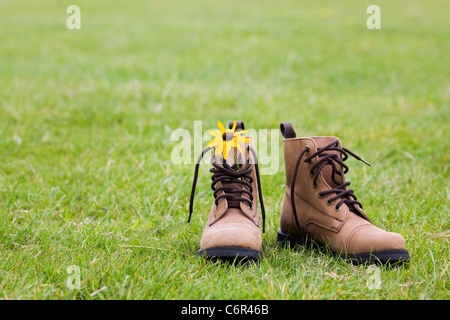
(0, 0, 448, 299)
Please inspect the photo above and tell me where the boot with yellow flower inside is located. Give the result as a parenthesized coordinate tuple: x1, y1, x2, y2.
(188, 121, 266, 262)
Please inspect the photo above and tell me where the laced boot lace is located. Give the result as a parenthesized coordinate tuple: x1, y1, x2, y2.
(188, 145, 266, 233)
(290, 139, 371, 243)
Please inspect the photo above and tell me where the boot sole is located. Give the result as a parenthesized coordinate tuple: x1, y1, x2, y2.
(277, 229, 410, 266)
(198, 246, 263, 262)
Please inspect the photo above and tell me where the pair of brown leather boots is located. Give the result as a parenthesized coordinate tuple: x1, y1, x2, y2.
(188, 121, 409, 265)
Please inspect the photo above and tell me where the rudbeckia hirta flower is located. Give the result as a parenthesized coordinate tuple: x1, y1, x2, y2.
(207, 121, 249, 160)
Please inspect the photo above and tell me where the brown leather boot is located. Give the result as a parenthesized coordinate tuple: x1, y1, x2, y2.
(188, 121, 266, 262)
(277, 122, 409, 265)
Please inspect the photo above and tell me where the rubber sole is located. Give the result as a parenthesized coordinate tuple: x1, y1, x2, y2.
(198, 246, 263, 263)
(277, 229, 410, 266)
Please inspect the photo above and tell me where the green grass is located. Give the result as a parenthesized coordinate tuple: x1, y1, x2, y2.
(0, 0, 448, 299)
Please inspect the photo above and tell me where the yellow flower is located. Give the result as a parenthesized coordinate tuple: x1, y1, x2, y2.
(207, 121, 249, 160)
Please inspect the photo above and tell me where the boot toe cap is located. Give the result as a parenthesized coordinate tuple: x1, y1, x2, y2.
(200, 223, 262, 252)
(348, 225, 407, 254)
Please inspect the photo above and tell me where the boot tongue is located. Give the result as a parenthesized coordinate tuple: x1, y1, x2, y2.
(312, 137, 364, 215)
(311, 137, 345, 188)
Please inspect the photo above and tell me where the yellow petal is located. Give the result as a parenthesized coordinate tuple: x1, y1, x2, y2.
(235, 135, 247, 142)
(209, 130, 222, 137)
(223, 141, 232, 160)
(235, 141, 243, 154)
(207, 137, 222, 147)
(215, 143, 223, 156)
(217, 121, 226, 134)
(231, 121, 236, 132)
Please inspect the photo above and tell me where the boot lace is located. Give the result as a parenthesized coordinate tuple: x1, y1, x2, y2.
(188, 145, 266, 233)
(291, 139, 371, 243)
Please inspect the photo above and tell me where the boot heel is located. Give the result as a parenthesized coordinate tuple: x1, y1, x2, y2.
(276, 229, 304, 249)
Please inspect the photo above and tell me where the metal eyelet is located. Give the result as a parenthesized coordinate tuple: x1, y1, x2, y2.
(317, 193, 323, 198)
(326, 199, 333, 206)
(313, 183, 318, 188)
(309, 171, 314, 177)
(334, 206, 341, 212)
(305, 145, 312, 163)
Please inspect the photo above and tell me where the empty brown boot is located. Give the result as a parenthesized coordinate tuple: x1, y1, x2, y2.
(277, 122, 409, 265)
(188, 121, 266, 262)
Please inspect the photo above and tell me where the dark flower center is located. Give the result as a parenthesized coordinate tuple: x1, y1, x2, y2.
(222, 132, 234, 141)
